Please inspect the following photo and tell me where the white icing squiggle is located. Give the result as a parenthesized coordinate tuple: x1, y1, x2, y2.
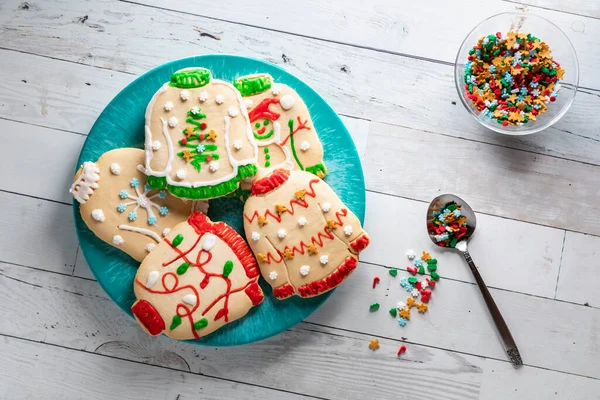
(70, 162, 100, 204)
(118, 224, 161, 243)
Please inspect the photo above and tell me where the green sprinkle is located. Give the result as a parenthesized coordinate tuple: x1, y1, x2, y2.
(170, 315, 182, 330)
(265, 154, 271, 160)
(264, 147, 269, 154)
(427, 258, 437, 265)
(469, 48, 475, 55)
(389, 308, 397, 317)
(540, 80, 549, 86)
(223, 260, 234, 278)
(265, 161, 271, 167)
(447, 203, 457, 211)
(369, 303, 380, 312)
(176, 262, 190, 275)
(172, 234, 184, 247)
(431, 272, 441, 281)
(450, 238, 458, 248)
(408, 277, 418, 284)
(427, 264, 437, 272)
(493, 49, 500, 56)
(194, 318, 208, 330)
(389, 269, 398, 277)
(418, 266, 425, 275)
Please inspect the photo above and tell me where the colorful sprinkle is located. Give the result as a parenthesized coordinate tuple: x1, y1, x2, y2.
(368, 339, 380, 350)
(389, 307, 397, 317)
(389, 269, 398, 277)
(372, 276, 381, 288)
(428, 201, 468, 248)
(397, 345, 407, 356)
(369, 303, 380, 312)
(398, 317, 408, 327)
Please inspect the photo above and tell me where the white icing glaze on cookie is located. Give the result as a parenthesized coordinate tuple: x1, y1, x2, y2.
(146, 271, 159, 288)
(118, 224, 161, 242)
(251, 232, 260, 241)
(70, 161, 100, 204)
(110, 163, 121, 175)
(300, 265, 310, 276)
(280, 94, 295, 110)
(269, 271, 278, 281)
(91, 209, 105, 222)
(168, 117, 178, 128)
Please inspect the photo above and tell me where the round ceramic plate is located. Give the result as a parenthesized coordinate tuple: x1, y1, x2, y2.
(74, 54, 366, 346)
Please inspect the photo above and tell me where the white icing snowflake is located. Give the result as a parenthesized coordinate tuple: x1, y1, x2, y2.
(176, 169, 186, 180)
(300, 141, 311, 151)
(110, 163, 121, 175)
(190, 106, 201, 115)
(116, 179, 169, 225)
(411, 289, 420, 298)
(406, 249, 416, 260)
(199, 91, 208, 102)
(397, 301, 407, 310)
(269, 271, 278, 281)
(319, 255, 329, 265)
(298, 217, 307, 227)
(91, 209, 105, 222)
(113, 235, 124, 245)
(180, 90, 190, 101)
(233, 140, 243, 150)
(215, 94, 224, 105)
(168, 116, 178, 128)
(182, 294, 197, 305)
(277, 229, 287, 239)
(251, 231, 260, 241)
(513, 43, 520, 50)
(228, 106, 239, 118)
(209, 161, 219, 172)
(299, 265, 310, 276)
(531, 88, 541, 97)
(421, 281, 429, 289)
(164, 101, 173, 111)
(321, 202, 331, 212)
(343, 225, 353, 236)
(280, 94, 295, 110)
(244, 99, 253, 109)
(145, 243, 156, 253)
(151, 140, 161, 151)
(162, 228, 171, 237)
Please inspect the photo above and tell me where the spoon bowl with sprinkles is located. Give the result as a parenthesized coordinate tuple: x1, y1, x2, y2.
(426, 194, 523, 368)
(454, 12, 579, 135)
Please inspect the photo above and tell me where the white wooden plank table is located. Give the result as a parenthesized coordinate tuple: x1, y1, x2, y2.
(1, 0, 600, 398)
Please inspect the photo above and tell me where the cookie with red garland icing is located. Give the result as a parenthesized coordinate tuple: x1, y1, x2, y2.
(243, 169, 369, 299)
(70, 148, 202, 262)
(143, 67, 259, 200)
(234, 73, 326, 179)
(132, 212, 264, 340)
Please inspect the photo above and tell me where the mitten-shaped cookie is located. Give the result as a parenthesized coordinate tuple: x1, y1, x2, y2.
(132, 212, 264, 340)
(234, 73, 326, 178)
(70, 148, 199, 262)
(143, 68, 258, 200)
(243, 169, 369, 299)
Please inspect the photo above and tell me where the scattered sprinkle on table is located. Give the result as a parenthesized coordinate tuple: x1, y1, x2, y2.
(389, 268, 398, 277)
(464, 31, 564, 126)
(369, 302, 380, 312)
(397, 345, 407, 357)
(372, 276, 381, 288)
(428, 201, 467, 248)
(368, 339, 380, 350)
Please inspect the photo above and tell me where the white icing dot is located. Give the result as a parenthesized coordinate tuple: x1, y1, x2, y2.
(180, 90, 190, 101)
(182, 294, 197, 305)
(300, 265, 310, 276)
(162, 228, 171, 237)
(233, 140, 243, 150)
(272, 88, 280, 96)
(280, 94, 295, 110)
(202, 233, 217, 251)
(164, 101, 173, 111)
(199, 91, 208, 102)
(215, 94, 224, 105)
(176, 169, 186, 180)
(112, 235, 124, 245)
(298, 217, 307, 227)
(110, 163, 121, 175)
(244, 99, 253, 109)
(91, 209, 105, 222)
(168, 117, 178, 128)
(152, 140, 161, 151)
(397, 301, 407, 310)
(269, 271, 278, 281)
(277, 229, 287, 239)
(209, 161, 219, 172)
(300, 141, 311, 151)
(251, 231, 260, 241)
(145, 243, 156, 253)
(321, 203, 331, 213)
(190, 106, 201, 115)
(320, 255, 329, 265)
(406, 249, 416, 260)
(228, 106, 239, 117)
(146, 271, 159, 288)
(344, 225, 353, 236)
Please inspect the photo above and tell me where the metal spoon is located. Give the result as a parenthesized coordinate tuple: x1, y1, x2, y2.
(426, 194, 523, 368)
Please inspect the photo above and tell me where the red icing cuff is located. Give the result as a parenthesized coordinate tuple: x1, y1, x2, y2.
(350, 233, 370, 253)
(297, 256, 358, 298)
(273, 283, 295, 299)
(245, 282, 264, 306)
(251, 169, 290, 195)
(131, 300, 165, 336)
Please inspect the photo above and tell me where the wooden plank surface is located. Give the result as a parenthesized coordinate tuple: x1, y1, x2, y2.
(506, 0, 600, 18)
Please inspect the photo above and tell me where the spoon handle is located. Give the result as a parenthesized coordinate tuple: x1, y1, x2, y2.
(462, 250, 523, 368)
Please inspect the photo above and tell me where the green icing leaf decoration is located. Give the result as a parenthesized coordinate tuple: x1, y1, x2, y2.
(176, 262, 190, 275)
(170, 315, 182, 330)
(172, 234, 184, 247)
(190, 158, 202, 173)
(170, 68, 211, 88)
(222, 260, 234, 278)
(194, 318, 208, 330)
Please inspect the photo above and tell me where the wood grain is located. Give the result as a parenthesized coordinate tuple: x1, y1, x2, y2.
(364, 123, 600, 236)
(505, 0, 600, 18)
(1, 3, 600, 166)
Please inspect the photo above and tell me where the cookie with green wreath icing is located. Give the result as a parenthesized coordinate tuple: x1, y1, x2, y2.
(70, 148, 206, 262)
(234, 73, 326, 179)
(131, 212, 264, 340)
(142, 68, 259, 200)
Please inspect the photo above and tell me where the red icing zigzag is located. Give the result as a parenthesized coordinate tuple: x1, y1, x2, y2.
(297, 256, 358, 297)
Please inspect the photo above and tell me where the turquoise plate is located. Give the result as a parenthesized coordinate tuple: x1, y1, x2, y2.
(74, 55, 365, 346)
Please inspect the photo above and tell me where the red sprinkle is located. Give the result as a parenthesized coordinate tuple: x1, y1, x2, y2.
(200, 122, 207, 129)
(181, 138, 187, 145)
(372, 276, 380, 289)
(502, 121, 509, 126)
(550, 96, 556, 102)
(415, 281, 422, 290)
(427, 278, 436, 288)
(397, 345, 407, 356)
(421, 289, 432, 297)
(206, 155, 213, 162)
(407, 266, 418, 275)
(421, 294, 430, 303)
(199, 134, 205, 140)
(496, 32, 502, 39)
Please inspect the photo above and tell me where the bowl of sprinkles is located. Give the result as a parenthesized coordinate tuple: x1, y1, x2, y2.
(454, 12, 579, 135)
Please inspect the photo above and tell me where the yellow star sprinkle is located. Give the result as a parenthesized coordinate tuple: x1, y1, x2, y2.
(182, 150, 193, 162)
(184, 126, 195, 138)
(406, 297, 416, 308)
(283, 248, 294, 260)
(417, 303, 428, 313)
(275, 204, 288, 216)
(295, 189, 306, 200)
(307, 243, 319, 255)
(206, 129, 217, 141)
(326, 220, 339, 230)
(507, 94, 518, 103)
(258, 215, 268, 227)
(421, 251, 431, 261)
(399, 308, 411, 320)
(256, 253, 267, 264)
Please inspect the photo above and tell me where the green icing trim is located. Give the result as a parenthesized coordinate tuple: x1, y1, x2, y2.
(253, 129, 274, 140)
(288, 119, 304, 170)
(194, 318, 208, 330)
(223, 260, 234, 278)
(146, 175, 167, 190)
(169, 68, 211, 89)
(172, 234, 184, 247)
(305, 162, 327, 178)
(177, 262, 190, 275)
(170, 315, 182, 330)
(234, 75, 272, 97)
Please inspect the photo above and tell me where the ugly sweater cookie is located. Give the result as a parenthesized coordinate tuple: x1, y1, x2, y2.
(132, 212, 264, 340)
(243, 169, 370, 299)
(234, 73, 326, 178)
(143, 68, 258, 200)
(70, 148, 200, 262)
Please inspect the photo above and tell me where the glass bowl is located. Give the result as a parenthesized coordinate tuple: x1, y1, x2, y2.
(454, 12, 579, 135)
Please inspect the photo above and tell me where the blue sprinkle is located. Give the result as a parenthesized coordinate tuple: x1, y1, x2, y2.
(130, 178, 139, 187)
(453, 209, 461, 217)
(400, 277, 408, 286)
(158, 190, 167, 199)
(196, 144, 205, 153)
(398, 317, 408, 327)
(520, 87, 528, 95)
(530, 81, 539, 88)
(405, 284, 414, 292)
(148, 216, 157, 225)
(128, 211, 137, 221)
(414, 259, 423, 267)
(144, 184, 151, 192)
(159, 206, 169, 216)
(489, 65, 496, 73)
(117, 203, 126, 213)
(119, 190, 128, 199)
